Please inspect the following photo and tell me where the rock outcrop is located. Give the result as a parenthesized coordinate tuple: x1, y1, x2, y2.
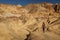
(0, 3, 60, 40)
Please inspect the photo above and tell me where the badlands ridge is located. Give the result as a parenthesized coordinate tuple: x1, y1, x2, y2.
(0, 3, 60, 40)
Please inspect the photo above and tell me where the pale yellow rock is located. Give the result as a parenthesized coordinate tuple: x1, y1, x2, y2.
(0, 3, 60, 40)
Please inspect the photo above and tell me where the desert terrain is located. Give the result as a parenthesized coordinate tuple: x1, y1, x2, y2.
(0, 3, 60, 40)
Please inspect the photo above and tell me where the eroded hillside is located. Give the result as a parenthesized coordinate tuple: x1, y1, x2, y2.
(0, 3, 60, 40)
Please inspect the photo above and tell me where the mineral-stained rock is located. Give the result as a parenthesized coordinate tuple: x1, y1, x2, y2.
(0, 3, 60, 40)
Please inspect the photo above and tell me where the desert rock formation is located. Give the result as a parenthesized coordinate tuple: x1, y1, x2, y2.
(0, 3, 60, 40)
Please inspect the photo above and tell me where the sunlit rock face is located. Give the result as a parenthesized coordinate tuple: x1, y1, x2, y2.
(0, 3, 60, 40)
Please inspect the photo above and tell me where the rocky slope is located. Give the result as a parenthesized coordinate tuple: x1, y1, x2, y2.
(0, 3, 60, 40)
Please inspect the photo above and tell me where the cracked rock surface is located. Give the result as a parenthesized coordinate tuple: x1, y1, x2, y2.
(0, 3, 60, 40)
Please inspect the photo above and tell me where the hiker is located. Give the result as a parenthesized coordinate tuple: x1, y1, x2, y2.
(54, 3, 59, 12)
